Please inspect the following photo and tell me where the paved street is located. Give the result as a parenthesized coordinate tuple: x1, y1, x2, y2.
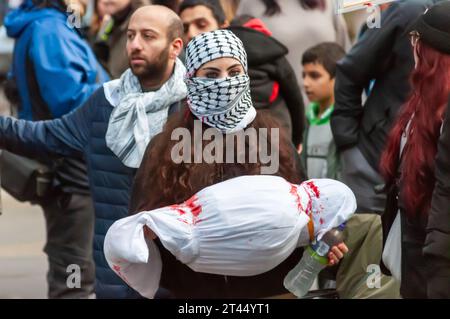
(0, 190, 47, 299)
(0, 73, 47, 299)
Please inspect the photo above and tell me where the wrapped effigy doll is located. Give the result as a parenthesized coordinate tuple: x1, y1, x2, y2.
(104, 175, 357, 298)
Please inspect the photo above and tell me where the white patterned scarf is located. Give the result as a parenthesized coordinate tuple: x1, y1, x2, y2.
(105, 58, 187, 168)
(185, 29, 256, 133)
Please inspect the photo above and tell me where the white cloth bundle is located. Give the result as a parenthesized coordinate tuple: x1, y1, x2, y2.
(104, 175, 356, 298)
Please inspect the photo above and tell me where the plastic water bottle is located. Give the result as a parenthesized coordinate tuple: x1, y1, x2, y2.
(283, 224, 346, 298)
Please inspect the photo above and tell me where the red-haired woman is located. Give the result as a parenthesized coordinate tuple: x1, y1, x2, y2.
(379, 2, 450, 299)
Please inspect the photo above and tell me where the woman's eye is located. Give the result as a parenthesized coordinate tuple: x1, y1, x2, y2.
(229, 70, 241, 77)
(197, 21, 208, 29)
(206, 72, 218, 79)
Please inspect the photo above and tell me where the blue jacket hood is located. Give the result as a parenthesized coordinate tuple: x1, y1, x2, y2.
(4, 0, 66, 38)
(5, 0, 109, 121)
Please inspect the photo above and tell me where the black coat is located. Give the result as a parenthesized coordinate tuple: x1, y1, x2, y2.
(331, 0, 442, 172)
(381, 96, 450, 299)
(228, 26, 305, 147)
(424, 96, 450, 299)
(381, 183, 429, 299)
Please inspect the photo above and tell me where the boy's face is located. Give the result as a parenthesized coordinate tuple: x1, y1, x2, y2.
(302, 62, 335, 104)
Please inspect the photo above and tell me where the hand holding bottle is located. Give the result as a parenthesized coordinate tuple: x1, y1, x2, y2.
(328, 243, 349, 266)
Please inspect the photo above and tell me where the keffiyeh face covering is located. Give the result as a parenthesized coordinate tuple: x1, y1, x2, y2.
(185, 29, 257, 133)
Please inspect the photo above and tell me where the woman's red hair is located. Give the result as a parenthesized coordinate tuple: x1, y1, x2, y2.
(380, 41, 450, 217)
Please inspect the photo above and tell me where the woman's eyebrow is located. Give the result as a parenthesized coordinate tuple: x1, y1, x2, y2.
(227, 64, 242, 70)
(200, 67, 221, 72)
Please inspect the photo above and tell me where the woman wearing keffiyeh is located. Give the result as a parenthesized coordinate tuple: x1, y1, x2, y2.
(184, 29, 257, 133)
(131, 29, 305, 213)
(103, 32, 353, 298)
(115, 29, 336, 298)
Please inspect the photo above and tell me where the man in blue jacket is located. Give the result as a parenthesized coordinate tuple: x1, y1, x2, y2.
(1, 4, 186, 298)
(3, 0, 109, 298)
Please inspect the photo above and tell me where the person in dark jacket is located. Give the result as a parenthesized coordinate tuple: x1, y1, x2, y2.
(426, 95, 450, 299)
(379, 1, 450, 298)
(178, 0, 305, 149)
(331, 0, 443, 214)
(330, 0, 443, 299)
(0, 5, 185, 298)
(93, 0, 151, 79)
(3, 0, 109, 298)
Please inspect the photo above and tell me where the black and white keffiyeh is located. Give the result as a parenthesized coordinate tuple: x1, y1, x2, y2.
(105, 58, 187, 168)
(185, 29, 256, 133)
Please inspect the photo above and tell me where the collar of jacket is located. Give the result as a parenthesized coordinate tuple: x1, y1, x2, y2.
(307, 102, 334, 126)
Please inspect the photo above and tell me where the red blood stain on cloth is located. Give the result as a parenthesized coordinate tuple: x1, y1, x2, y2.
(305, 181, 320, 198)
(169, 205, 186, 216)
(112, 264, 132, 286)
(290, 182, 328, 229)
(185, 195, 202, 217)
(290, 184, 303, 212)
(290, 184, 312, 218)
(171, 195, 203, 226)
(177, 219, 189, 225)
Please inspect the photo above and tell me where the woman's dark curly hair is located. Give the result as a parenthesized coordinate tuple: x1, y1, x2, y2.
(130, 106, 303, 213)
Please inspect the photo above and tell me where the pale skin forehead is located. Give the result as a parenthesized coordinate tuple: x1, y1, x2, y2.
(128, 5, 179, 35)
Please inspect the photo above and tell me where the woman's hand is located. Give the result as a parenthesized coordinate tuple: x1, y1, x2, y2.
(327, 243, 349, 266)
(297, 143, 303, 154)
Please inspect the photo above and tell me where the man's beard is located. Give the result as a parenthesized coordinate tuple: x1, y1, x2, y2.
(129, 46, 171, 86)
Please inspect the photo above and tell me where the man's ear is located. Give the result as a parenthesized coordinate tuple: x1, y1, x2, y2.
(220, 20, 230, 29)
(170, 38, 184, 59)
